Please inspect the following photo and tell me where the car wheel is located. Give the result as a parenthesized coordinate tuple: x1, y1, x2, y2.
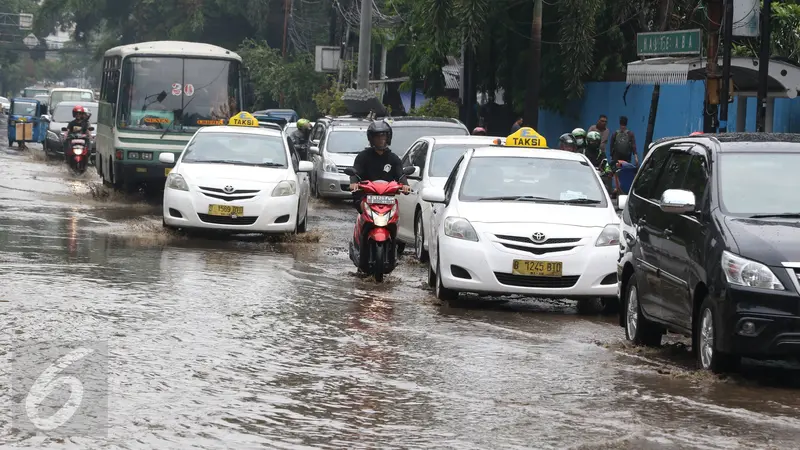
(695, 298, 740, 373)
(296, 206, 307, 233)
(312, 175, 321, 198)
(396, 242, 405, 256)
(427, 262, 436, 288)
(624, 274, 662, 346)
(435, 252, 459, 302)
(414, 212, 429, 263)
(162, 216, 176, 231)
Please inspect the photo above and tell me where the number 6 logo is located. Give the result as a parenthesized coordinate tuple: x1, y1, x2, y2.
(25, 347, 95, 431)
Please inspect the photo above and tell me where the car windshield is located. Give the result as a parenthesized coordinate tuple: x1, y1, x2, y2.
(459, 156, 606, 204)
(181, 132, 288, 167)
(53, 104, 98, 123)
(391, 125, 468, 155)
(719, 152, 800, 216)
(326, 128, 368, 153)
(11, 101, 37, 116)
(429, 144, 477, 177)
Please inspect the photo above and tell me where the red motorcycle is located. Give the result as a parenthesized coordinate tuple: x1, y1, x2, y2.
(61, 125, 95, 175)
(344, 166, 415, 282)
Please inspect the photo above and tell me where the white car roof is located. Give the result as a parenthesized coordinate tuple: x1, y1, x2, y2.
(470, 147, 588, 161)
(195, 125, 283, 138)
(429, 136, 499, 145)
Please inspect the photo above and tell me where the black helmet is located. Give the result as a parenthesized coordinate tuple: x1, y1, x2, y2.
(559, 133, 576, 150)
(367, 120, 392, 150)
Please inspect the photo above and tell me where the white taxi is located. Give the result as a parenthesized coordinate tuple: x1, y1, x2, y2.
(423, 127, 620, 310)
(160, 112, 313, 234)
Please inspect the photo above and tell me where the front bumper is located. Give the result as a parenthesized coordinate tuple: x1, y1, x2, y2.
(438, 231, 619, 299)
(163, 187, 299, 233)
(715, 280, 800, 358)
(316, 170, 351, 199)
(114, 161, 173, 186)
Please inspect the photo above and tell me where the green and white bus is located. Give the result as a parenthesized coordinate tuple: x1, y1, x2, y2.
(96, 41, 250, 192)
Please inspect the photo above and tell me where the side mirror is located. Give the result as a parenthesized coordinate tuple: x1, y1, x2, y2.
(159, 152, 176, 164)
(310, 139, 320, 146)
(41, 115, 50, 122)
(309, 146, 320, 155)
(402, 166, 416, 176)
(297, 161, 314, 172)
(617, 194, 628, 211)
(61, 127, 68, 132)
(659, 189, 695, 214)
(421, 187, 446, 204)
(87, 126, 95, 132)
(343, 167, 357, 177)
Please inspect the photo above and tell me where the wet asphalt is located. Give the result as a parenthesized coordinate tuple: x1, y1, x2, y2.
(2, 131, 800, 449)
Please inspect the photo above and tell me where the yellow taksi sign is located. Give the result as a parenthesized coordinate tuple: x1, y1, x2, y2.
(504, 127, 547, 148)
(228, 111, 259, 127)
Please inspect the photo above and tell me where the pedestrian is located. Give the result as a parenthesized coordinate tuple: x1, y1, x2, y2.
(587, 114, 609, 153)
(510, 117, 523, 133)
(609, 115, 639, 195)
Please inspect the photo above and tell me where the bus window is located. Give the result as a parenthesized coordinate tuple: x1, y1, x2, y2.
(182, 58, 241, 130)
(118, 57, 181, 130)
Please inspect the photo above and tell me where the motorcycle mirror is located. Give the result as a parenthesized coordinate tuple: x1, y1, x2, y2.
(343, 167, 357, 177)
(402, 166, 416, 175)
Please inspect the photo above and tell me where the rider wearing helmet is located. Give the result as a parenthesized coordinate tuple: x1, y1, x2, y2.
(559, 133, 577, 152)
(571, 128, 587, 152)
(288, 118, 313, 160)
(583, 131, 606, 169)
(349, 120, 411, 212)
(64, 105, 91, 163)
(472, 127, 487, 136)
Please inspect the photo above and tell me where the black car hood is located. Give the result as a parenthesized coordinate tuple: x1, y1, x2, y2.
(724, 216, 800, 265)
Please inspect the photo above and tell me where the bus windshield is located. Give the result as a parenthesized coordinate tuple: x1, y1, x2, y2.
(117, 56, 241, 132)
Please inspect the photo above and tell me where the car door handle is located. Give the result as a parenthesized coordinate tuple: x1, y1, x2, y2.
(664, 228, 673, 238)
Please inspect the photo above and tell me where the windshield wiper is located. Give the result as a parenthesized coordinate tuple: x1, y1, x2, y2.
(257, 162, 285, 167)
(748, 213, 800, 219)
(477, 195, 560, 202)
(561, 198, 602, 204)
(185, 159, 241, 164)
(160, 119, 177, 139)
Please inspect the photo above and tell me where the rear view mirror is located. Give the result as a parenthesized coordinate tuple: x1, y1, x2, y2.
(298, 161, 313, 172)
(309, 146, 320, 155)
(402, 166, 417, 176)
(159, 152, 176, 164)
(617, 195, 628, 211)
(659, 189, 695, 214)
(421, 187, 446, 204)
(343, 167, 356, 177)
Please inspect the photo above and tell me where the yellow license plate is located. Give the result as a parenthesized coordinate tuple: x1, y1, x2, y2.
(512, 260, 563, 277)
(165, 168, 172, 176)
(135, 167, 147, 173)
(208, 204, 244, 216)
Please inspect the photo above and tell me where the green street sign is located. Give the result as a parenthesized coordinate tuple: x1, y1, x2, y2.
(637, 29, 702, 56)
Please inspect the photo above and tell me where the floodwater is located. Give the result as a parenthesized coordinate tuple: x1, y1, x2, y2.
(2, 137, 800, 449)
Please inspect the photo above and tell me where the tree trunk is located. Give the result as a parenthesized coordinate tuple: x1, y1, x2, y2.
(523, 0, 542, 128)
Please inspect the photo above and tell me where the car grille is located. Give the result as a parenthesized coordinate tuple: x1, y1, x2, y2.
(500, 243, 577, 255)
(494, 273, 580, 288)
(198, 186, 260, 202)
(197, 214, 258, 225)
(495, 234, 582, 245)
(337, 165, 352, 174)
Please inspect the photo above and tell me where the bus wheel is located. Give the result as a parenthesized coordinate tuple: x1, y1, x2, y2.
(96, 156, 104, 177)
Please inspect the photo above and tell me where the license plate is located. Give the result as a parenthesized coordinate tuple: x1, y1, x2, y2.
(367, 195, 395, 205)
(208, 204, 244, 216)
(165, 168, 172, 176)
(70, 139, 85, 144)
(512, 260, 563, 277)
(135, 167, 147, 173)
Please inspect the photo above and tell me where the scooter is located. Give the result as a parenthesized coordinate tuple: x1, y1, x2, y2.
(62, 125, 94, 175)
(344, 166, 415, 282)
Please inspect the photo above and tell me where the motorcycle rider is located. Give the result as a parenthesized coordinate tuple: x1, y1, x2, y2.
(349, 120, 411, 212)
(288, 118, 312, 160)
(584, 130, 614, 194)
(472, 127, 487, 136)
(559, 133, 577, 152)
(64, 105, 91, 163)
(571, 128, 587, 153)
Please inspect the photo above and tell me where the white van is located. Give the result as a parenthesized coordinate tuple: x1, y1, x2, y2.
(48, 88, 95, 114)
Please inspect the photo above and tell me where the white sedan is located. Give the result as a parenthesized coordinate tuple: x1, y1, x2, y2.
(396, 135, 498, 261)
(160, 126, 313, 234)
(423, 147, 621, 310)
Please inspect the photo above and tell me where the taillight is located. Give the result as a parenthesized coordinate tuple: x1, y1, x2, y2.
(115, 150, 123, 160)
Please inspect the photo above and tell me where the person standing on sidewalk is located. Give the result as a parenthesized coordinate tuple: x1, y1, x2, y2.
(609, 116, 639, 195)
(588, 114, 610, 153)
(510, 117, 523, 133)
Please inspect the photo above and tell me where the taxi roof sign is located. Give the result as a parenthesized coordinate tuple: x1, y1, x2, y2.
(229, 111, 259, 127)
(504, 127, 547, 148)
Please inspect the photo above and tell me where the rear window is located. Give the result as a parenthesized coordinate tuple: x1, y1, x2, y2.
(390, 125, 468, 156)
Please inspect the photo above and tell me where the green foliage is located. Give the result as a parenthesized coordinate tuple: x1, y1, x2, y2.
(733, 3, 800, 61)
(313, 82, 348, 117)
(409, 97, 459, 118)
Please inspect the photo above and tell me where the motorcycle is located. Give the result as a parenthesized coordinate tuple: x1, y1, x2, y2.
(344, 166, 415, 282)
(61, 125, 95, 175)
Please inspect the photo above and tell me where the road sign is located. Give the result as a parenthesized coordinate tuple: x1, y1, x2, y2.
(23, 33, 38, 49)
(18, 13, 32, 30)
(636, 29, 702, 57)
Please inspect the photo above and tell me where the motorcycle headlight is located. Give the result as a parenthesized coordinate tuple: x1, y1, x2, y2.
(595, 223, 621, 246)
(444, 217, 479, 242)
(166, 173, 189, 191)
(323, 161, 338, 173)
(368, 203, 397, 227)
(272, 180, 297, 197)
(721, 251, 785, 291)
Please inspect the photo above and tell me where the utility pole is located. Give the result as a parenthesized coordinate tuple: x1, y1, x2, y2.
(704, 0, 722, 133)
(282, 0, 290, 57)
(523, 0, 542, 128)
(328, 0, 337, 46)
(356, 0, 372, 89)
(756, 0, 772, 132)
(719, 0, 734, 132)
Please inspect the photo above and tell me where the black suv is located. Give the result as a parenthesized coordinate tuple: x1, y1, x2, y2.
(617, 133, 800, 373)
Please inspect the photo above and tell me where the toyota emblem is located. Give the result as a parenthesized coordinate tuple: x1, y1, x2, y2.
(223, 185, 235, 194)
(532, 232, 546, 243)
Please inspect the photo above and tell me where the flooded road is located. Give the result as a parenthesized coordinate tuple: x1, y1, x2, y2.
(2, 142, 800, 449)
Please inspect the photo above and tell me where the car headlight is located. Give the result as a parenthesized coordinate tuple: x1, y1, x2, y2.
(272, 180, 297, 197)
(721, 250, 784, 290)
(166, 173, 189, 191)
(323, 161, 338, 173)
(595, 223, 621, 247)
(444, 217, 478, 242)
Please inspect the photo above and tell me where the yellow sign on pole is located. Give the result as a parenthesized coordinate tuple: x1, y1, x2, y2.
(228, 111, 259, 127)
(504, 127, 548, 148)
